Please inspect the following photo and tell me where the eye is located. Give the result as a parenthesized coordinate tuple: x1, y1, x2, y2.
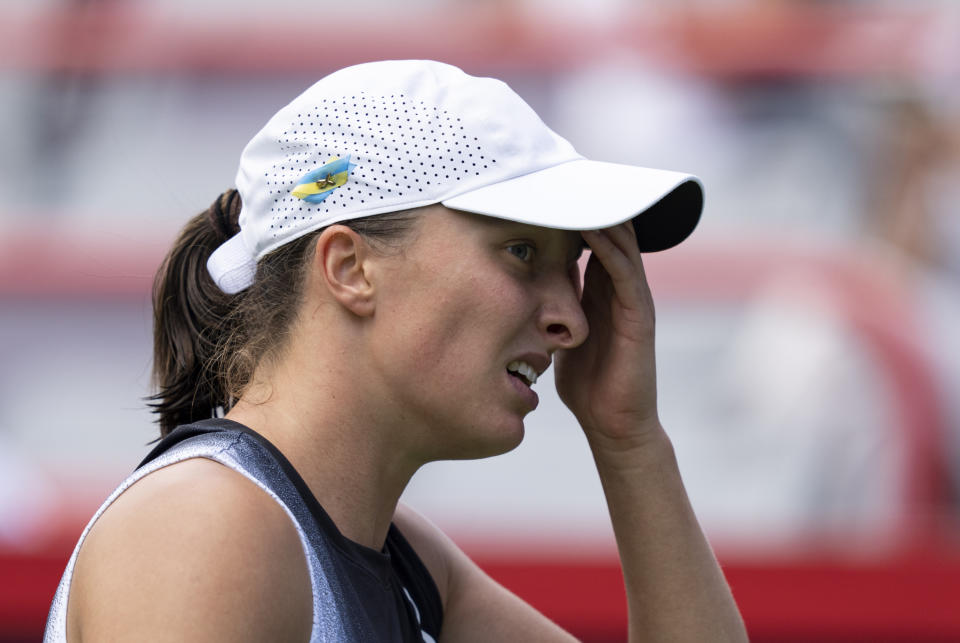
(506, 243, 535, 263)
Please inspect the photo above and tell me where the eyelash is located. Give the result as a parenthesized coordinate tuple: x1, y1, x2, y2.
(506, 243, 535, 262)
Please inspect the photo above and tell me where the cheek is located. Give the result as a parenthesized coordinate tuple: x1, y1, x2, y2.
(378, 264, 528, 388)
(405, 275, 508, 371)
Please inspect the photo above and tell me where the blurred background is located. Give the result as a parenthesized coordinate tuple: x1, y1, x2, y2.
(2, 0, 959, 641)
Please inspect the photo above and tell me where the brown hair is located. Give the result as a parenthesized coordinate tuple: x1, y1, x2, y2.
(148, 189, 418, 436)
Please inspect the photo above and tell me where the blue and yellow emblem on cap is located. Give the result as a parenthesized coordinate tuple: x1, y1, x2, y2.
(292, 156, 356, 203)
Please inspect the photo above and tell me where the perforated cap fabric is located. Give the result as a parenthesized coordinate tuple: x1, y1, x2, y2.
(207, 60, 704, 294)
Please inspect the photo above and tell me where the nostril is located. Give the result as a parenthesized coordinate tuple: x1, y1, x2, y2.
(544, 315, 589, 349)
(547, 323, 569, 337)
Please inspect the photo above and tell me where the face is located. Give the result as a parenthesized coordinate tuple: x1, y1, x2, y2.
(364, 205, 589, 461)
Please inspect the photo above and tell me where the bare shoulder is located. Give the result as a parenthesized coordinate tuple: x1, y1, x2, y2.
(68, 458, 312, 643)
(392, 503, 576, 643)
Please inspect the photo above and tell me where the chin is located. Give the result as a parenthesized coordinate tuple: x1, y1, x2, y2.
(440, 416, 527, 461)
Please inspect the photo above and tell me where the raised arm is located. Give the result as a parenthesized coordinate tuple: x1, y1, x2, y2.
(555, 223, 748, 642)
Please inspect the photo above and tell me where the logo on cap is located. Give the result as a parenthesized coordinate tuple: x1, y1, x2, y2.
(292, 155, 356, 203)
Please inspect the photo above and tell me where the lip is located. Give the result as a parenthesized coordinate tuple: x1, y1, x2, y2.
(504, 352, 549, 411)
(506, 369, 539, 410)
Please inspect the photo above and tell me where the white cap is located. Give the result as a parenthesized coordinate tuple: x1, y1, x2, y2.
(208, 60, 703, 294)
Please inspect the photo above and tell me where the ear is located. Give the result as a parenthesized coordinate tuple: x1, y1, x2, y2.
(313, 225, 376, 317)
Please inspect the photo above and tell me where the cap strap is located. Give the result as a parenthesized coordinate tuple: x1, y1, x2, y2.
(207, 233, 257, 294)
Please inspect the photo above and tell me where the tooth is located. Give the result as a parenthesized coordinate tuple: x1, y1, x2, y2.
(523, 364, 537, 384)
(507, 360, 540, 386)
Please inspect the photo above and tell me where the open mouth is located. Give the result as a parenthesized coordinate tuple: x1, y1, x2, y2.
(506, 360, 538, 388)
(507, 370, 533, 388)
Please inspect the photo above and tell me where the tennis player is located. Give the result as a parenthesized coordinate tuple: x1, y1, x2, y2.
(45, 60, 746, 642)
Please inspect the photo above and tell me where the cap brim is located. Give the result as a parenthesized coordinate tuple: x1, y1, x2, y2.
(441, 159, 703, 252)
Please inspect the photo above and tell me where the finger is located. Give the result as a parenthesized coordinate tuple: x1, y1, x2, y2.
(582, 227, 636, 277)
(582, 250, 613, 303)
(589, 225, 651, 293)
(581, 229, 646, 309)
(600, 221, 642, 263)
(597, 221, 651, 287)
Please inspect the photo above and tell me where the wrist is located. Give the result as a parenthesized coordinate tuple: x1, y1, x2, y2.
(584, 420, 674, 470)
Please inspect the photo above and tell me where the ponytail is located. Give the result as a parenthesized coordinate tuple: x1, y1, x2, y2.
(149, 190, 243, 436)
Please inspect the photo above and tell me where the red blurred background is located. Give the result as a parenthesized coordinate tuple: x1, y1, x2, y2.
(2, 1, 959, 641)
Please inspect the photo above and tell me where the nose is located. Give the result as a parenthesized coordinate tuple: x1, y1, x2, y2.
(538, 270, 589, 350)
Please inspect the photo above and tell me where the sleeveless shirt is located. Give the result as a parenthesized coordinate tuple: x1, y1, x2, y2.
(44, 418, 443, 642)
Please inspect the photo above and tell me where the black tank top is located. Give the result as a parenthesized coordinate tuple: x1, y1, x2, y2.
(44, 418, 443, 642)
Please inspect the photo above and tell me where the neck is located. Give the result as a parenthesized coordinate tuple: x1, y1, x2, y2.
(225, 345, 422, 551)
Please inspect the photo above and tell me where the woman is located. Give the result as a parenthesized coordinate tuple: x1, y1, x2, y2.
(45, 60, 746, 641)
